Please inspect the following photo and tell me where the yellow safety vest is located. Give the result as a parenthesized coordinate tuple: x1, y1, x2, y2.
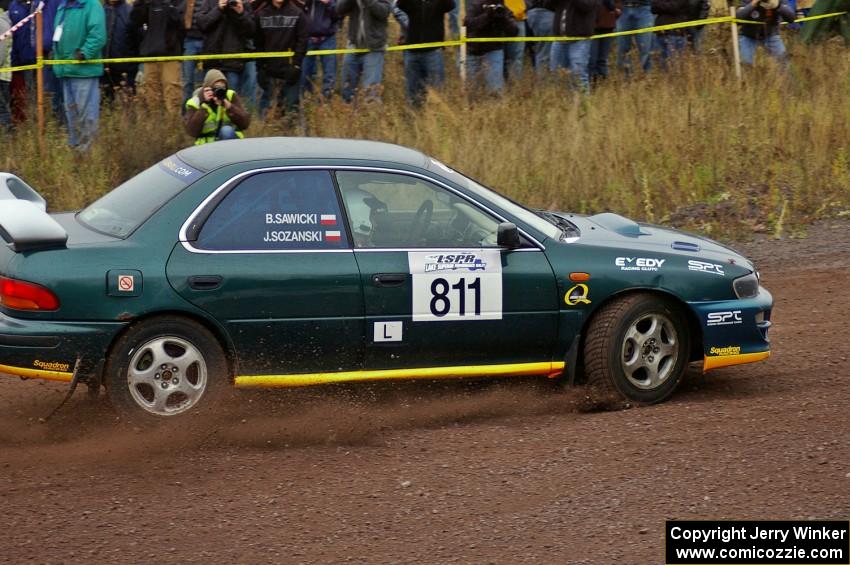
(185, 89, 246, 145)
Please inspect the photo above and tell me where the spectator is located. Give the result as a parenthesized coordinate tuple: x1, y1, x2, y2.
(197, 0, 255, 92)
(0, 0, 11, 130)
(614, 0, 654, 73)
(182, 0, 205, 104)
(131, 0, 184, 113)
(396, 0, 454, 107)
(9, 0, 63, 123)
(336, 0, 392, 103)
(651, 0, 689, 68)
(685, 0, 709, 52)
(184, 68, 250, 142)
(502, 0, 525, 80)
(589, 0, 620, 81)
(102, 0, 140, 104)
(525, 0, 553, 76)
(549, 0, 599, 91)
(254, 0, 308, 118)
(736, 0, 795, 64)
(300, 0, 339, 98)
(52, 0, 107, 150)
(463, 0, 516, 95)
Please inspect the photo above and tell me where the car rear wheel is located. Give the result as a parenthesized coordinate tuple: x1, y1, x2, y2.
(583, 293, 690, 407)
(105, 318, 229, 420)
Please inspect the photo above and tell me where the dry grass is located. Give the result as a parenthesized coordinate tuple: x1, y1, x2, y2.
(1, 29, 849, 239)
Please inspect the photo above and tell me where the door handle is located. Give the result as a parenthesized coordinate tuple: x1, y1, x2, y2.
(372, 273, 407, 287)
(188, 275, 223, 290)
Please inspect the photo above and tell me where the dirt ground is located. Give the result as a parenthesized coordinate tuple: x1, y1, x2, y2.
(1, 220, 849, 564)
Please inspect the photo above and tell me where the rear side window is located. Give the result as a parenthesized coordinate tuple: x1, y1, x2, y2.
(196, 170, 348, 251)
(78, 157, 202, 238)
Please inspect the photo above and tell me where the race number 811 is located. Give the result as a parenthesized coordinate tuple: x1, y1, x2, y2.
(409, 250, 503, 322)
(430, 277, 481, 317)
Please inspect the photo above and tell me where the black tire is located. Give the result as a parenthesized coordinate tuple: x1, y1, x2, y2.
(583, 293, 690, 408)
(104, 317, 229, 422)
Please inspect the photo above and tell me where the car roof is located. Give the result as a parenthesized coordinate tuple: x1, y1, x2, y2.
(176, 137, 431, 172)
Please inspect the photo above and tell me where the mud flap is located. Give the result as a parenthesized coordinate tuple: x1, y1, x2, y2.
(42, 358, 81, 422)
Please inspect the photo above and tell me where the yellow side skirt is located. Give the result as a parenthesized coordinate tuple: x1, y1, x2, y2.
(235, 361, 566, 389)
(0, 363, 74, 383)
(703, 351, 770, 372)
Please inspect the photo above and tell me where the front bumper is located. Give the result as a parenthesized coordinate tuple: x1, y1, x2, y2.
(0, 310, 123, 383)
(688, 285, 773, 373)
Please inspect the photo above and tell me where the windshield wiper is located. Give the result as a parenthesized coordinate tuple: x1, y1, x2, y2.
(534, 210, 581, 241)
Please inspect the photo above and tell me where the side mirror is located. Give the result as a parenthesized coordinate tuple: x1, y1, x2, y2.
(497, 222, 521, 249)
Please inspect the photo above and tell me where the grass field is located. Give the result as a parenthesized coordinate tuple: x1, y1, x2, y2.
(1, 29, 848, 239)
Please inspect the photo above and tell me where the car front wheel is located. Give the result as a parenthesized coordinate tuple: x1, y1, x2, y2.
(583, 293, 690, 407)
(105, 317, 229, 420)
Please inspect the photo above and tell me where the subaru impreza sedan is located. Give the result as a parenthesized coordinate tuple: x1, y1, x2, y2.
(0, 138, 773, 419)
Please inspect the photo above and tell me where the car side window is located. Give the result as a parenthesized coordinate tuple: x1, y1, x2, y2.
(335, 171, 500, 249)
(196, 170, 348, 251)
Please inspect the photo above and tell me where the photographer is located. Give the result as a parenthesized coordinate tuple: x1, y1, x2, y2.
(736, 0, 795, 65)
(463, 0, 517, 95)
(254, 0, 308, 118)
(184, 68, 250, 144)
(197, 0, 256, 90)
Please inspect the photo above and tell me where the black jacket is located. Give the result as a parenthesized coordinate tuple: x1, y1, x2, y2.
(130, 0, 184, 57)
(255, 0, 308, 74)
(736, 0, 795, 39)
(651, 0, 690, 29)
(463, 0, 517, 55)
(197, 0, 257, 72)
(396, 0, 455, 48)
(551, 0, 599, 37)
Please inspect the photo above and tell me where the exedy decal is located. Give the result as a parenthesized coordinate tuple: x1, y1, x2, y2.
(688, 260, 725, 276)
(615, 257, 666, 272)
(424, 253, 487, 273)
(564, 284, 591, 306)
(707, 310, 743, 326)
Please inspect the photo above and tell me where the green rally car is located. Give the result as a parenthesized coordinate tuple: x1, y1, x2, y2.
(0, 138, 773, 419)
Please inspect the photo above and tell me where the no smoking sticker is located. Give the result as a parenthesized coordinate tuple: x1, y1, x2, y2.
(118, 275, 134, 292)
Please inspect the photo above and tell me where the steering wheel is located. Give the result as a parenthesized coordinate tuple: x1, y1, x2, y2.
(409, 200, 434, 244)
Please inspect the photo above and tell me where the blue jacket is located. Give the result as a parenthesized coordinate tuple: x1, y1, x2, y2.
(9, 0, 60, 65)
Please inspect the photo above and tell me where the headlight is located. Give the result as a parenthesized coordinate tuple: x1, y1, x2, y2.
(733, 272, 759, 299)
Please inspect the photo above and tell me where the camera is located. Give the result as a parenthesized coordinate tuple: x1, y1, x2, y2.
(227, 0, 239, 7)
(214, 87, 227, 100)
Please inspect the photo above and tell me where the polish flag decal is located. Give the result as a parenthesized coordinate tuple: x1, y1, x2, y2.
(325, 230, 341, 241)
(320, 214, 337, 225)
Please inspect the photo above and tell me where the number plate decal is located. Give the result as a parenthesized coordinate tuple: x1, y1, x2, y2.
(408, 250, 502, 322)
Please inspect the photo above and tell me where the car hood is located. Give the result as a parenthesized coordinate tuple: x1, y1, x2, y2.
(550, 212, 755, 271)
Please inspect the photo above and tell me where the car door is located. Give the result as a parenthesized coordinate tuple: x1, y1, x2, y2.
(336, 168, 560, 375)
(166, 168, 365, 378)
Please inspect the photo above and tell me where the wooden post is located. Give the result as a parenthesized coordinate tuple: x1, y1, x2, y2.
(460, 26, 466, 84)
(35, 10, 45, 155)
(730, 6, 742, 81)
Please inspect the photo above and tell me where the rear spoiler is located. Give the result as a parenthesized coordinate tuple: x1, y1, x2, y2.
(0, 173, 68, 252)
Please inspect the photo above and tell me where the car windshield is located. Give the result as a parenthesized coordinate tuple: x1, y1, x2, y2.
(426, 159, 562, 241)
(77, 157, 203, 238)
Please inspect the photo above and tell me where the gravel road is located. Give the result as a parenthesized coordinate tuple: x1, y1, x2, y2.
(1, 220, 848, 564)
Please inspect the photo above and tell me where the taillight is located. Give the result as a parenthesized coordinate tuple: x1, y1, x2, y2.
(0, 276, 60, 311)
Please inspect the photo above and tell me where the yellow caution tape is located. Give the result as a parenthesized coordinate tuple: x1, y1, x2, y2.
(0, 11, 845, 74)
